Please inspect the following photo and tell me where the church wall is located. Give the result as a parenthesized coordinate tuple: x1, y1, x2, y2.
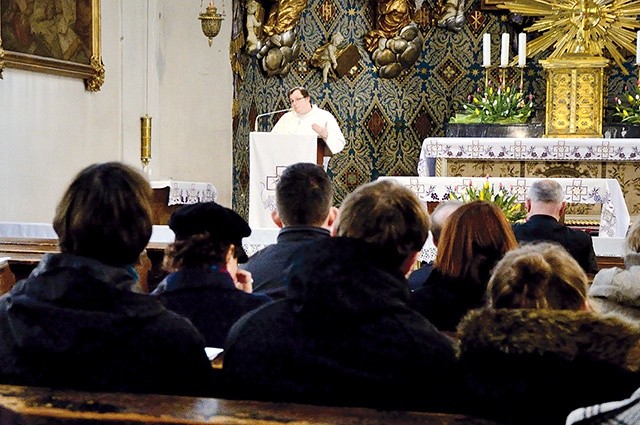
(0, 1, 234, 223)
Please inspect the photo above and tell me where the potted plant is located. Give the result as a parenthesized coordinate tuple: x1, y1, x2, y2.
(605, 80, 640, 138)
(451, 178, 527, 223)
(450, 81, 534, 125)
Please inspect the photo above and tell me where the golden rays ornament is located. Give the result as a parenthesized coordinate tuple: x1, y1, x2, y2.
(498, 0, 640, 73)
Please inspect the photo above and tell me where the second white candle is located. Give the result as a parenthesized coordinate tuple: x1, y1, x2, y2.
(518, 33, 526, 67)
(500, 33, 510, 67)
(483, 33, 491, 67)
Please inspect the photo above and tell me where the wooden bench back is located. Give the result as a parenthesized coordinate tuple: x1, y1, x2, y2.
(0, 238, 167, 294)
(0, 384, 507, 425)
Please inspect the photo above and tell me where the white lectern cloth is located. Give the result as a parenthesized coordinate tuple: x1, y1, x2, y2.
(249, 132, 317, 228)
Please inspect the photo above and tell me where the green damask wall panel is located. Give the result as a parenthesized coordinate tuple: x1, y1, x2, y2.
(231, 0, 635, 218)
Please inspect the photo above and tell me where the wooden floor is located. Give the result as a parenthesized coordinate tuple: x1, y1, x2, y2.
(0, 384, 506, 425)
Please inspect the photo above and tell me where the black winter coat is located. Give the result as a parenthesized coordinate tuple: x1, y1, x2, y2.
(152, 267, 271, 347)
(222, 237, 458, 412)
(0, 253, 215, 396)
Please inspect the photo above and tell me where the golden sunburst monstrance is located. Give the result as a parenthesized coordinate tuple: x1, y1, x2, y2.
(498, 0, 640, 73)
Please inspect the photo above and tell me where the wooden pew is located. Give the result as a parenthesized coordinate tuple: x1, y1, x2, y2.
(0, 238, 168, 294)
(0, 384, 506, 425)
(0, 260, 15, 295)
(0, 235, 627, 296)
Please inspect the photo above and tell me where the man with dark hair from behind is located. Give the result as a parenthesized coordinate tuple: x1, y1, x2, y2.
(0, 162, 215, 396)
(243, 162, 338, 299)
(408, 200, 463, 290)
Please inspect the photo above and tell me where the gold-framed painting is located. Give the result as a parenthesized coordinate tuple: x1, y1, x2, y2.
(0, 0, 104, 91)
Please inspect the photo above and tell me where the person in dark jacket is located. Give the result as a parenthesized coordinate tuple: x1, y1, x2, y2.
(410, 201, 518, 332)
(152, 201, 271, 348)
(512, 178, 598, 274)
(221, 179, 458, 412)
(0, 162, 215, 396)
(458, 242, 640, 425)
(244, 162, 338, 299)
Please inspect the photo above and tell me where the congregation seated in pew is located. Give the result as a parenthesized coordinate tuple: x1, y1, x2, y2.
(220, 179, 459, 412)
(0, 162, 215, 396)
(1, 171, 640, 425)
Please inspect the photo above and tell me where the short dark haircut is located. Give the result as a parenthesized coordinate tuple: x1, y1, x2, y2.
(276, 162, 333, 226)
(53, 162, 153, 267)
(288, 86, 310, 99)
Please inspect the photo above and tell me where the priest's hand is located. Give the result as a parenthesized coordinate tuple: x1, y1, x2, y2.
(312, 123, 328, 139)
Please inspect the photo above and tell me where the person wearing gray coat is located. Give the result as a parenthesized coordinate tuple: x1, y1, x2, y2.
(589, 220, 640, 324)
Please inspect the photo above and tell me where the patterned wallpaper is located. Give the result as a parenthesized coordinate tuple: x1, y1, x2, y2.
(230, 0, 636, 217)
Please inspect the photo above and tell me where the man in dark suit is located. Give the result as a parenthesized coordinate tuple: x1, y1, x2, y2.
(512, 179, 598, 274)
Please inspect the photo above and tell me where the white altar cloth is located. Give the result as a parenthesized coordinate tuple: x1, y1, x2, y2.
(151, 180, 217, 206)
(418, 137, 640, 177)
(381, 176, 630, 238)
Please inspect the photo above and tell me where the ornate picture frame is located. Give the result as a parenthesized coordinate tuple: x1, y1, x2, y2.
(0, 0, 104, 91)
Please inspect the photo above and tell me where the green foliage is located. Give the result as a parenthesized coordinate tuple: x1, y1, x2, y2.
(614, 81, 640, 124)
(451, 178, 527, 223)
(451, 82, 534, 124)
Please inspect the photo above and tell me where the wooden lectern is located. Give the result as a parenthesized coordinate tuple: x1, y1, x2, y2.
(316, 138, 331, 166)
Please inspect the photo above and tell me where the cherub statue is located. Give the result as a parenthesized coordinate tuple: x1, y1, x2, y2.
(245, 0, 263, 53)
(311, 32, 346, 83)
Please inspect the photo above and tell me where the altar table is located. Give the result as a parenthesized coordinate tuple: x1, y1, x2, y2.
(0, 222, 626, 277)
(382, 176, 629, 238)
(418, 137, 640, 176)
(418, 137, 640, 216)
(150, 180, 217, 224)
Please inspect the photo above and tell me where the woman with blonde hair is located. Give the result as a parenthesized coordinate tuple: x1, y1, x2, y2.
(410, 200, 517, 331)
(457, 242, 640, 425)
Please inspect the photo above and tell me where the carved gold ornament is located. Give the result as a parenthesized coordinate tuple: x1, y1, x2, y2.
(498, 0, 640, 73)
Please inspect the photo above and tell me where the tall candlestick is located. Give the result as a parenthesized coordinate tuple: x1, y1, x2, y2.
(518, 33, 526, 67)
(500, 33, 509, 68)
(636, 30, 640, 65)
(482, 33, 491, 67)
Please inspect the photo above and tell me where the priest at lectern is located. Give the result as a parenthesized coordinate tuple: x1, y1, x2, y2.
(271, 86, 346, 156)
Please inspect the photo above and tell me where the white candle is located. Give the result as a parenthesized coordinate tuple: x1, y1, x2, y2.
(500, 33, 510, 67)
(482, 33, 491, 67)
(518, 33, 526, 67)
(636, 30, 640, 65)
